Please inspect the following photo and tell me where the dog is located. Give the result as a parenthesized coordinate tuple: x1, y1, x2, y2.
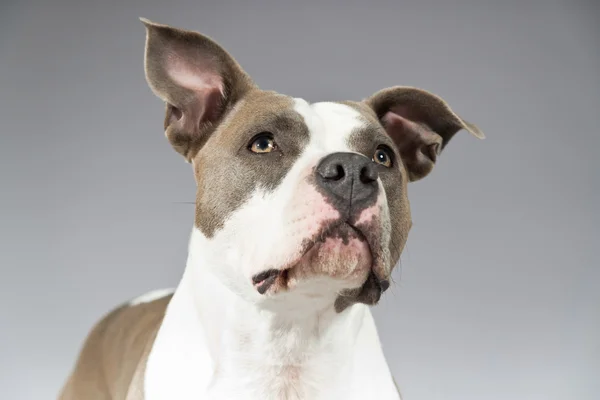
(58, 18, 484, 400)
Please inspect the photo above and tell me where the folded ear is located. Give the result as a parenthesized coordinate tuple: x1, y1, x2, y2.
(141, 18, 255, 161)
(365, 86, 484, 182)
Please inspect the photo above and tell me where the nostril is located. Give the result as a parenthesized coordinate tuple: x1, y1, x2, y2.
(320, 163, 345, 181)
(334, 165, 345, 180)
(360, 165, 378, 184)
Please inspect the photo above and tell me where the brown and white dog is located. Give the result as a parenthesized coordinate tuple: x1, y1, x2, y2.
(59, 18, 484, 400)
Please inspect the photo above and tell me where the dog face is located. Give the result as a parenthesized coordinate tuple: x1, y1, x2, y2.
(142, 19, 484, 312)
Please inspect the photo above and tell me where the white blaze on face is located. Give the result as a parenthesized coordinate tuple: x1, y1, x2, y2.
(294, 99, 364, 155)
(188, 98, 391, 304)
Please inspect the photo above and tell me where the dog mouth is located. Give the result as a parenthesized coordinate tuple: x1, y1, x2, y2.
(251, 221, 388, 296)
(252, 268, 288, 295)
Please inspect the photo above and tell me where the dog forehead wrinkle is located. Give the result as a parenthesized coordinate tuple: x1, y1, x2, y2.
(293, 99, 366, 154)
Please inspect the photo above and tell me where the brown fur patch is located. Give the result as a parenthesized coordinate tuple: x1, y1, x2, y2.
(193, 90, 310, 237)
(59, 295, 172, 400)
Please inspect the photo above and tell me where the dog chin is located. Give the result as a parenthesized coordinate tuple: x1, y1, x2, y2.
(252, 223, 374, 296)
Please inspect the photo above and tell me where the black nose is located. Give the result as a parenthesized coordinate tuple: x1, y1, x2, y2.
(315, 152, 379, 212)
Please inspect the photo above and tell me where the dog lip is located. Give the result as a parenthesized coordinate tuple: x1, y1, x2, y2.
(251, 243, 317, 295)
(251, 268, 280, 285)
(252, 268, 282, 295)
(341, 222, 389, 289)
(380, 279, 390, 292)
(318, 220, 367, 244)
(345, 222, 367, 241)
(252, 220, 381, 296)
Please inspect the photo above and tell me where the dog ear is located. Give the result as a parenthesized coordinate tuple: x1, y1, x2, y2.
(365, 86, 484, 181)
(141, 18, 255, 161)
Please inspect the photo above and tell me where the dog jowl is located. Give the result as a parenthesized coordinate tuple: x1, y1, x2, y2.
(59, 18, 484, 400)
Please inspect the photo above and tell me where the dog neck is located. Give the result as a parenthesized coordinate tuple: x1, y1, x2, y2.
(143, 227, 400, 400)
(187, 230, 369, 397)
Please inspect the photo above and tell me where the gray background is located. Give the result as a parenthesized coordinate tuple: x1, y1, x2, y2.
(1, 0, 598, 399)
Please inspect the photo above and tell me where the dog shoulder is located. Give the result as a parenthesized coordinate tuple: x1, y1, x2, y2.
(59, 291, 173, 400)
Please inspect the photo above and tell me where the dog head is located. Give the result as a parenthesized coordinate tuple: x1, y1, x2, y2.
(141, 19, 484, 313)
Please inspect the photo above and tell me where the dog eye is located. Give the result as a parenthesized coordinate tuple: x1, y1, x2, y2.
(373, 146, 393, 167)
(248, 133, 276, 154)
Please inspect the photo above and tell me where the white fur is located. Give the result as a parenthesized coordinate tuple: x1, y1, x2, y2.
(141, 100, 400, 399)
(128, 288, 175, 306)
(295, 99, 363, 154)
(143, 229, 399, 400)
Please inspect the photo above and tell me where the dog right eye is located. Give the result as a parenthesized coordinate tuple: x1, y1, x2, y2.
(248, 133, 277, 154)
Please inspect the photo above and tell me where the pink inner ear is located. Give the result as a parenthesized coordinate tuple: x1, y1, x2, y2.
(382, 111, 425, 145)
(165, 51, 225, 97)
(381, 110, 443, 161)
(164, 50, 226, 125)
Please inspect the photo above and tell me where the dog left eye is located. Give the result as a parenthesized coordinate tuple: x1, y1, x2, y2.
(373, 147, 393, 167)
(249, 133, 276, 154)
